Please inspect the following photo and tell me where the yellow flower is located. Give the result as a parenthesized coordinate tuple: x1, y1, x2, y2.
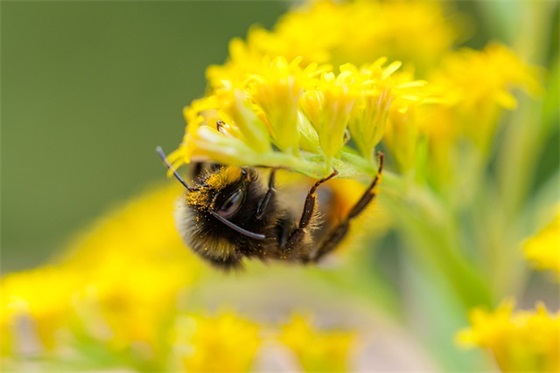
(171, 57, 328, 175)
(0, 266, 81, 356)
(167, 94, 275, 170)
(395, 42, 542, 191)
(75, 255, 192, 356)
(171, 311, 261, 372)
(245, 56, 330, 156)
(384, 105, 422, 174)
(457, 300, 560, 372)
(279, 314, 355, 372)
(239, 0, 462, 72)
(425, 43, 540, 151)
(432, 43, 539, 111)
(344, 59, 426, 163)
(523, 211, 560, 279)
(300, 69, 356, 171)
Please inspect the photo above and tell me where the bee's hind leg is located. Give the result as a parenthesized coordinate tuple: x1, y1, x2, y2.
(309, 152, 384, 263)
(281, 170, 338, 260)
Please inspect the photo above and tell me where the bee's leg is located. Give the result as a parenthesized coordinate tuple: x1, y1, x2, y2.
(282, 170, 338, 258)
(256, 169, 277, 220)
(308, 152, 384, 263)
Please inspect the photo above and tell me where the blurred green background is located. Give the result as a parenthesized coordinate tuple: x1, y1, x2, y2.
(1, 2, 289, 271)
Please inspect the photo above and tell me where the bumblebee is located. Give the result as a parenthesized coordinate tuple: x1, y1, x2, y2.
(156, 147, 383, 269)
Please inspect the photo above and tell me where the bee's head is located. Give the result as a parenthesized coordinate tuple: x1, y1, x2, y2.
(156, 147, 272, 268)
(177, 165, 270, 268)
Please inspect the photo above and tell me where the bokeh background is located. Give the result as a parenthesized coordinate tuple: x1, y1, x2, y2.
(1, 1, 558, 273)
(2, 2, 289, 271)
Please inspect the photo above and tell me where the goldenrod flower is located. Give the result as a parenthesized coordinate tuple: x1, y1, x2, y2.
(172, 311, 261, 372)
(457, 300, 560, 372)
(280, 314, 355, 372)
(299, 68, 356, 172)
(169, 0, 441, 179)
(171, 56, 425, 179)
(523, 211, 560, 279)
(247, 57, 308, 154)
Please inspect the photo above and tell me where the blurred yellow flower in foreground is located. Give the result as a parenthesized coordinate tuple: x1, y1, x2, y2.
(457, 300, 560, 372)
(170, 311, 359, 372)
(60, 183, 203, 358)
(172, 311, 261, 372)
(280, 314, 355, 372)
(523, 211, 560, 279)
(0, 266, 80, 356)
(1, 183, 204, 368)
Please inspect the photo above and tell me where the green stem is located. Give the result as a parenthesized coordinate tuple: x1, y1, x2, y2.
(492, 1, 556, 298)
(382, 186, 493, 309)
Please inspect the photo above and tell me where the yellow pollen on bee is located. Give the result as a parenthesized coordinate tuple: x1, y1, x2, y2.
(186, 190, 209, 207)
(206, 166, 243, 189)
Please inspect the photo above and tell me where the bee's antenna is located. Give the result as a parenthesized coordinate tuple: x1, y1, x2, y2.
(156, 146, 194, 191)
(210, 211, 266, 240)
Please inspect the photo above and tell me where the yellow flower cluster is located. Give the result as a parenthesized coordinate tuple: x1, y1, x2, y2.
(280, 314, 355, 372)
(1, 183, 203, 368)
(457, 300, 559, 372)
(172, 311, 261, 372)
(170, 55, 425, 179)
(171, 312, 355, 372)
